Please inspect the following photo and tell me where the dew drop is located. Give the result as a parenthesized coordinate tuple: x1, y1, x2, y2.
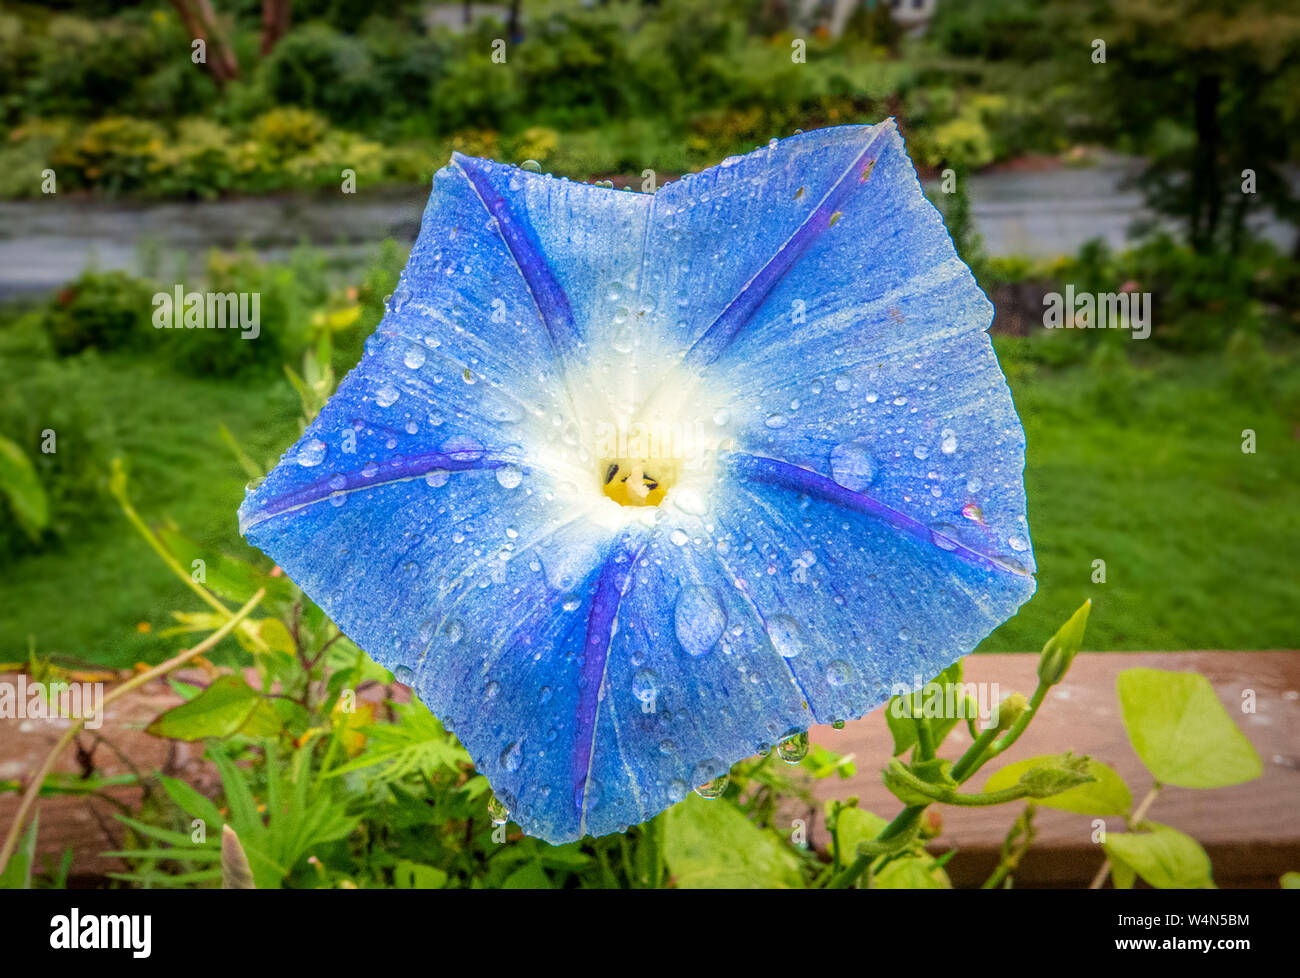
(930, 523, 960, 551)
(403, 347, 427, 370)
(674, 587, 726, 656)
(376, 384, 400, 408)
(501, 741, 522, 773)
(1008, 534, 1030, 552)
(941, 428, 958, 454)
(296, 438, 326, 467)
(777, 731, 809, 764)
(829, 443, 874, 492)
(425, 468, 449, 488)
(487, 794, 510, 825)
(694, 774, 729, 799)
(826, 660, 852, 687)
(495, 464, 523, 489)
(632, 668, 658, 702)
(766, 615, 805, 659)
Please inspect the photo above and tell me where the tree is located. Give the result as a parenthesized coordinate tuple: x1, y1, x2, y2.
(1100, 0, 1300, 254)
(170, 0, 295, 86)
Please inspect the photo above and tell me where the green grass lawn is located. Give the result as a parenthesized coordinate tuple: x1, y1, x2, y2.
(1, 335, 1296, 666)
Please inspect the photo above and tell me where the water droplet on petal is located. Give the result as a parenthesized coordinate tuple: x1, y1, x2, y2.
(930, 523, 960, 551)
(941, 428, 958, 454)
(297, 438, 326, 467)
(829, 443, 874, 492)
(501, 741, 522, 773)
(487, 794, 510, 825)
(777, 731, 809, 763)
(1008, 534, 1030, 552)
(826, 660, 852, 686)
(766, 615, 805, 659)
(674, 587, 726, 656)
(495, 464, 523, 489)
(404, 346, 427, 370)
(425, 468, 449, 487)
(694, 773, 729, 799)
(376, 384, 400, 408)
(632, 668, 658, 702)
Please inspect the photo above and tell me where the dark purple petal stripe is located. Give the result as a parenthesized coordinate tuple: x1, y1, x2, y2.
(728, 451, 1032, 578)
(571, 528, 648, 835)
(454, 153, 584, 356)
(240, 449, 509, 529)
(681, 121, 894, 371)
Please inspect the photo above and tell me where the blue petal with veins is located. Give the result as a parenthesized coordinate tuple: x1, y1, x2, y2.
(239, 121, 1035, 844)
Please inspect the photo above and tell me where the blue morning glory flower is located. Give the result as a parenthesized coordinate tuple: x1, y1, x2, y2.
(239, 120, 1035, 844)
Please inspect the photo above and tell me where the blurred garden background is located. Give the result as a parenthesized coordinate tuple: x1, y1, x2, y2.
(1, 0, 1298, 892)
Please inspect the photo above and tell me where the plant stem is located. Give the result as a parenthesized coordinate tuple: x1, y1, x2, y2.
(982, 804, 1037, 889)
(826, 804, 925, 888)
(830, 681, 1052, 889)
(1089, 782, 1161, 889)
(0, 589, 265, 875)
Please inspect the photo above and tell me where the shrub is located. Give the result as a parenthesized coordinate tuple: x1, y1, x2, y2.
(0, 354, 114, 560)
(42, 270, 156, 356)
(260, 23, 383, 127)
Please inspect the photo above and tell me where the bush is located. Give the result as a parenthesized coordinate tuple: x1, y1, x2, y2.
(260, 23, 383, 127)
(51, 116, 166, 193)
(43, 270, 156, 356)
(160, 247, 326, 377)
(0, 353, 114, 559)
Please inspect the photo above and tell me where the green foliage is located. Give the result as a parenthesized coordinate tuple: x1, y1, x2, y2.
(1103, 823, 1214, 890)
(0, 434, 49, 542)
(1117, 668, 1263, 789)
(42, 270, 155, 356)
(664, 794, 804, 889)
(984, 755, 1131, 815)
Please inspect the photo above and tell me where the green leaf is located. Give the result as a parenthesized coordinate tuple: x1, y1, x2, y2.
(829, 805, 889, 863)
(393, 860, 449, 889)
(159, 775, 226, 829)
(146, 675, 272, 741)
(1110, 857, 1138, 890)
(873, 854, 951, 889)
(1103, 823, 1214, 889)
(1280, 872, 1300, 890)
(0, 435, 49, 541)
(664, 794, 803, 888)
(501, 861, 552, 889)
(221, 825, 256, 889)
(984, 754, 1131, 815)
(1117, 668, 1262, 788)
(0, 813, 38, 889)
(885, 660, 965, 755)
